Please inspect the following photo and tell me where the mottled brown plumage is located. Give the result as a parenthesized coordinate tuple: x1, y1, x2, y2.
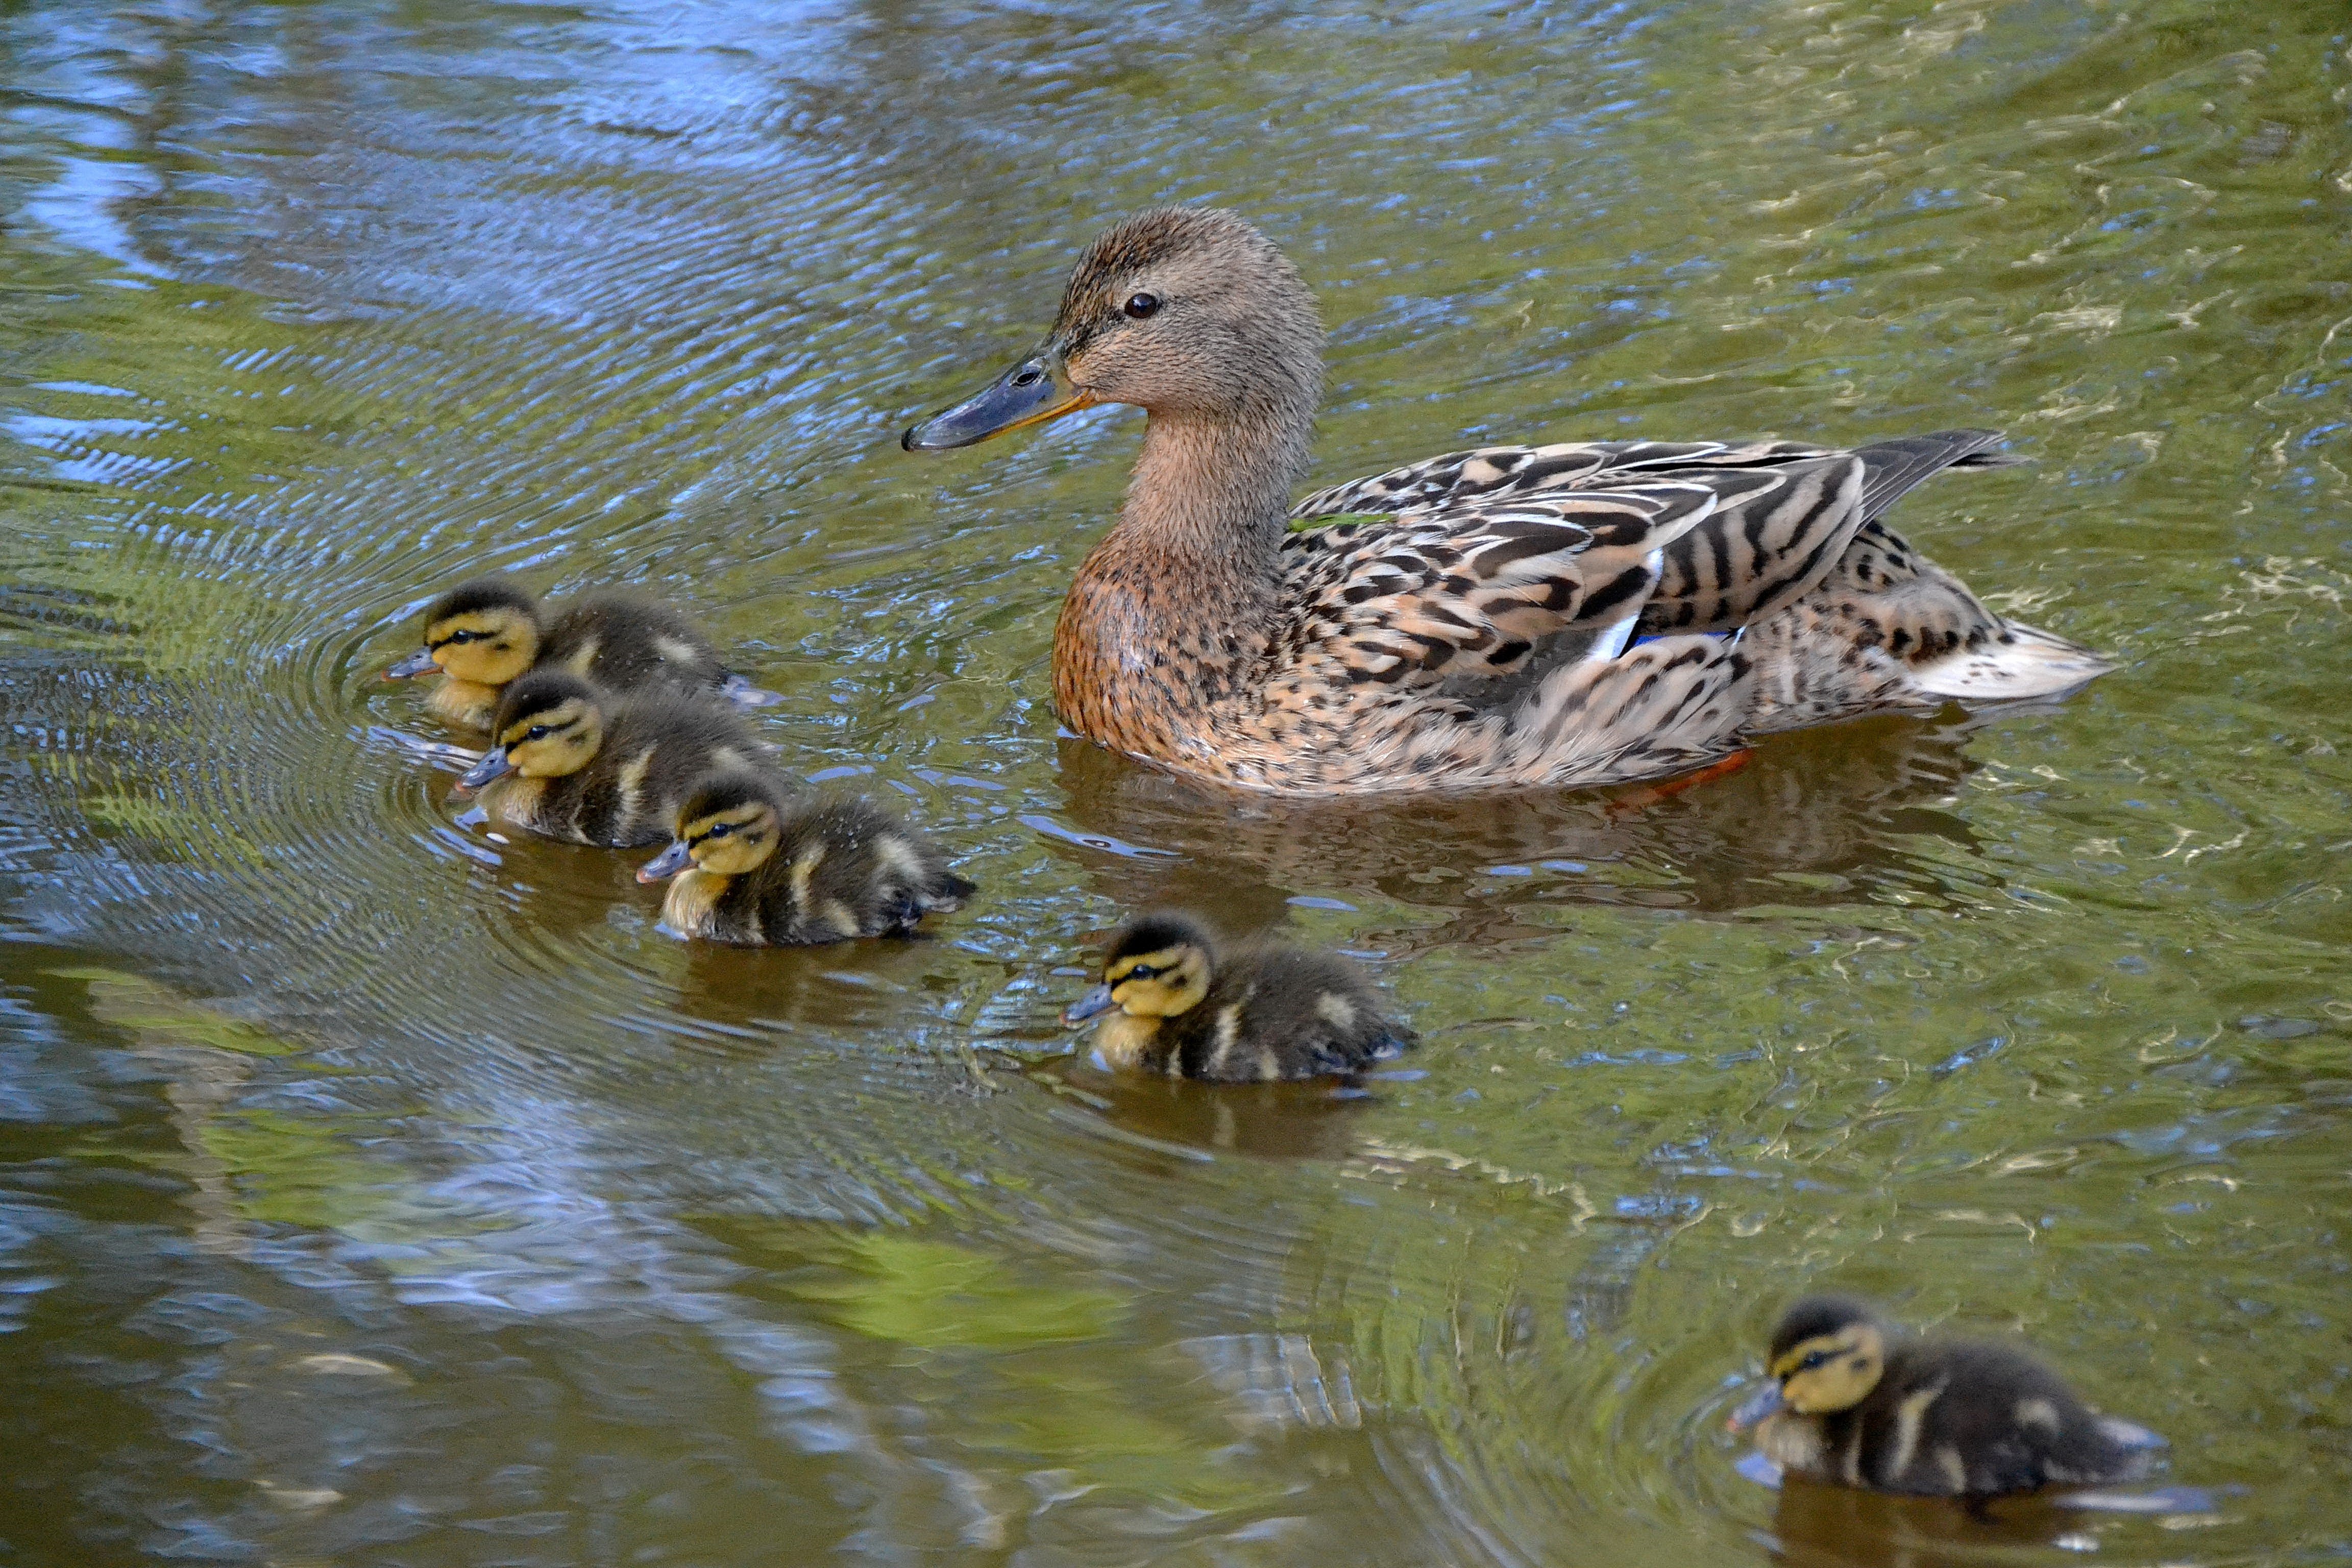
(636, 769, 973, 946)
(1732, 1295, 2164, 1498)
(904, 208, 2112, 796)
(1063, 912, 1412, 1082)
(385, 575, 773, 731)
(453, 671, 761, 848)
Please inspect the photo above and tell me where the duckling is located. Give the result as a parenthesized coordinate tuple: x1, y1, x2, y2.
(635, 768, 974, 945)
(383, 575, 776, 731)
(452, 671, 762, 847)
(1728, 1295, 2164, 1497)
(1062, 912, 1411, 1081)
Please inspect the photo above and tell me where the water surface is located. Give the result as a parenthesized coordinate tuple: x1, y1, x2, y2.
(1, 1, 2348, 1562)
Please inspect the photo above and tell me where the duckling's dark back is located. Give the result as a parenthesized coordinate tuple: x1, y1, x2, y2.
(1165, 944, 1409, 1081)
(533, 693, 762, 847)
(709, 795, 972, 945)
(543, 592, 728, 696)
(1834, 1336, 2152, 1495)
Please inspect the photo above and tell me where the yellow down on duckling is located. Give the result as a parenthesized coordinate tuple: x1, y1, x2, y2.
(1063, 912, 1411, 1081)
(453, 671, 760, 848)
(385, 575, 776, 731)
(636, 769, 973, 945)
(1729, 1294, 2164, 1497)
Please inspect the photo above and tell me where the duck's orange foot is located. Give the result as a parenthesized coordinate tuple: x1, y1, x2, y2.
(1605, 748, 1755, 817)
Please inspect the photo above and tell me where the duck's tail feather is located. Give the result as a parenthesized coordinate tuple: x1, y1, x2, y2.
(1905, 619, 2116, 702)
(1854, 428, 2026, 521)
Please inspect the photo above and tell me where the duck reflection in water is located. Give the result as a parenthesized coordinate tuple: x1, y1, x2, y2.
(1046, 710, 1996, 927)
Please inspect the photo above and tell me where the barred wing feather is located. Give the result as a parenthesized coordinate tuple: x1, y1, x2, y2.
(1293, 438, 1878, 644)
(1277, 480, 1723, 692)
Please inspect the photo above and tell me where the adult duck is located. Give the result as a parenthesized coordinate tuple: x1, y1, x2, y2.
(904, 208, 2110, 796)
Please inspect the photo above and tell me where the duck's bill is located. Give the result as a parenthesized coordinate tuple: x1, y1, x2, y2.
(452, 746, 512, 795)
(636, 841, 693, 883)
(1061, 984, 1117, 1025)
(384, 646, 441, 679)
(902, 355, 1096, 451)
(1726, 1381, 1783, 1432)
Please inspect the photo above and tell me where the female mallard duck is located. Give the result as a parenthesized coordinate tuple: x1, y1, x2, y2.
(452, 671, 761, 847)
(1728, 1295, 2164, 1497)
(904, 207, 2112, 796)
(1062, 912, 1412, 1081)
(384, 576, 776, 731)
(635, 768, 974, 944)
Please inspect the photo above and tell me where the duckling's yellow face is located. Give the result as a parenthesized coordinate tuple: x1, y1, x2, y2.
(1101, 942, 1212, 1019)
(674, 797, 779, 877)
(422, 604, 539, 685)
(494, 695, 602, 778)
(1770, 1321, 1886, 1414)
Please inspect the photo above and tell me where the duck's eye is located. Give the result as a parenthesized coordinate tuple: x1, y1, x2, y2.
(445, 630, 476, 645)
(1125, 963, 1158, 981)
(707, 821, 734, 839)
(1799, 1351, 1829, 1372)
(1122, 291, 1161, 320)
(525, 724, 550, 742)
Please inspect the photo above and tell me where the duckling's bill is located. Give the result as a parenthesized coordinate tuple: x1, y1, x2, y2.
(637, 840, 694, 882)
(453, 746, 512, 795)
(1727, 1380, 1783, 1432)
(384, 646, 442, 679)
(903, 353, 1096, 451)
(1062, 984, 1118, 1024)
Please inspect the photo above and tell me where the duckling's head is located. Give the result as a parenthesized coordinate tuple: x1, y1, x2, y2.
(1764, 1296, 1890, 1415)
(904, 207, 1322, 451)
(636, 769, 783, 883)
(385, 577, 544, 685)
(454, 670, 606, 793)
(1063, 912, 1217, 1025)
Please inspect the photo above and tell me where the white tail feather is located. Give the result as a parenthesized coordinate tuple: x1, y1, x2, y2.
(1907, 621, 2115, 702)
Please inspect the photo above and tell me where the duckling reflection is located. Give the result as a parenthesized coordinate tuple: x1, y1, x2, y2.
(1758, 1476, 2115, 1568)
(1048, 711, 1984, 917)
(636, 769, 973, 946)
(657, 937, 951, 1048)
(384, 575, 776, 731)
(453, 671, 761, 847)
(1064, 912, 1412, 1082)
(1031, 1059, 1381, 1160)
(1728, 1295, 2164, 1498)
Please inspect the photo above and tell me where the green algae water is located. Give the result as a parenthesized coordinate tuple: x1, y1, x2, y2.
(0, 1, 2346, 1562)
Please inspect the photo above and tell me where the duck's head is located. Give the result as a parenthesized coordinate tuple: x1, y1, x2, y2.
(1730, 1295, 1891, 1428)
(904, 207, 1323, 452)
(1063, 911, 1217, 1025)
(637, 769, 783, 883)
(454, 670, 605, 793)
(385, 577, 544, 685)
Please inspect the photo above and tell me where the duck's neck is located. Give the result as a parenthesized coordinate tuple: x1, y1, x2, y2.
(1120, 407, 1307, 579)
(1052, 405, 1311, 760)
